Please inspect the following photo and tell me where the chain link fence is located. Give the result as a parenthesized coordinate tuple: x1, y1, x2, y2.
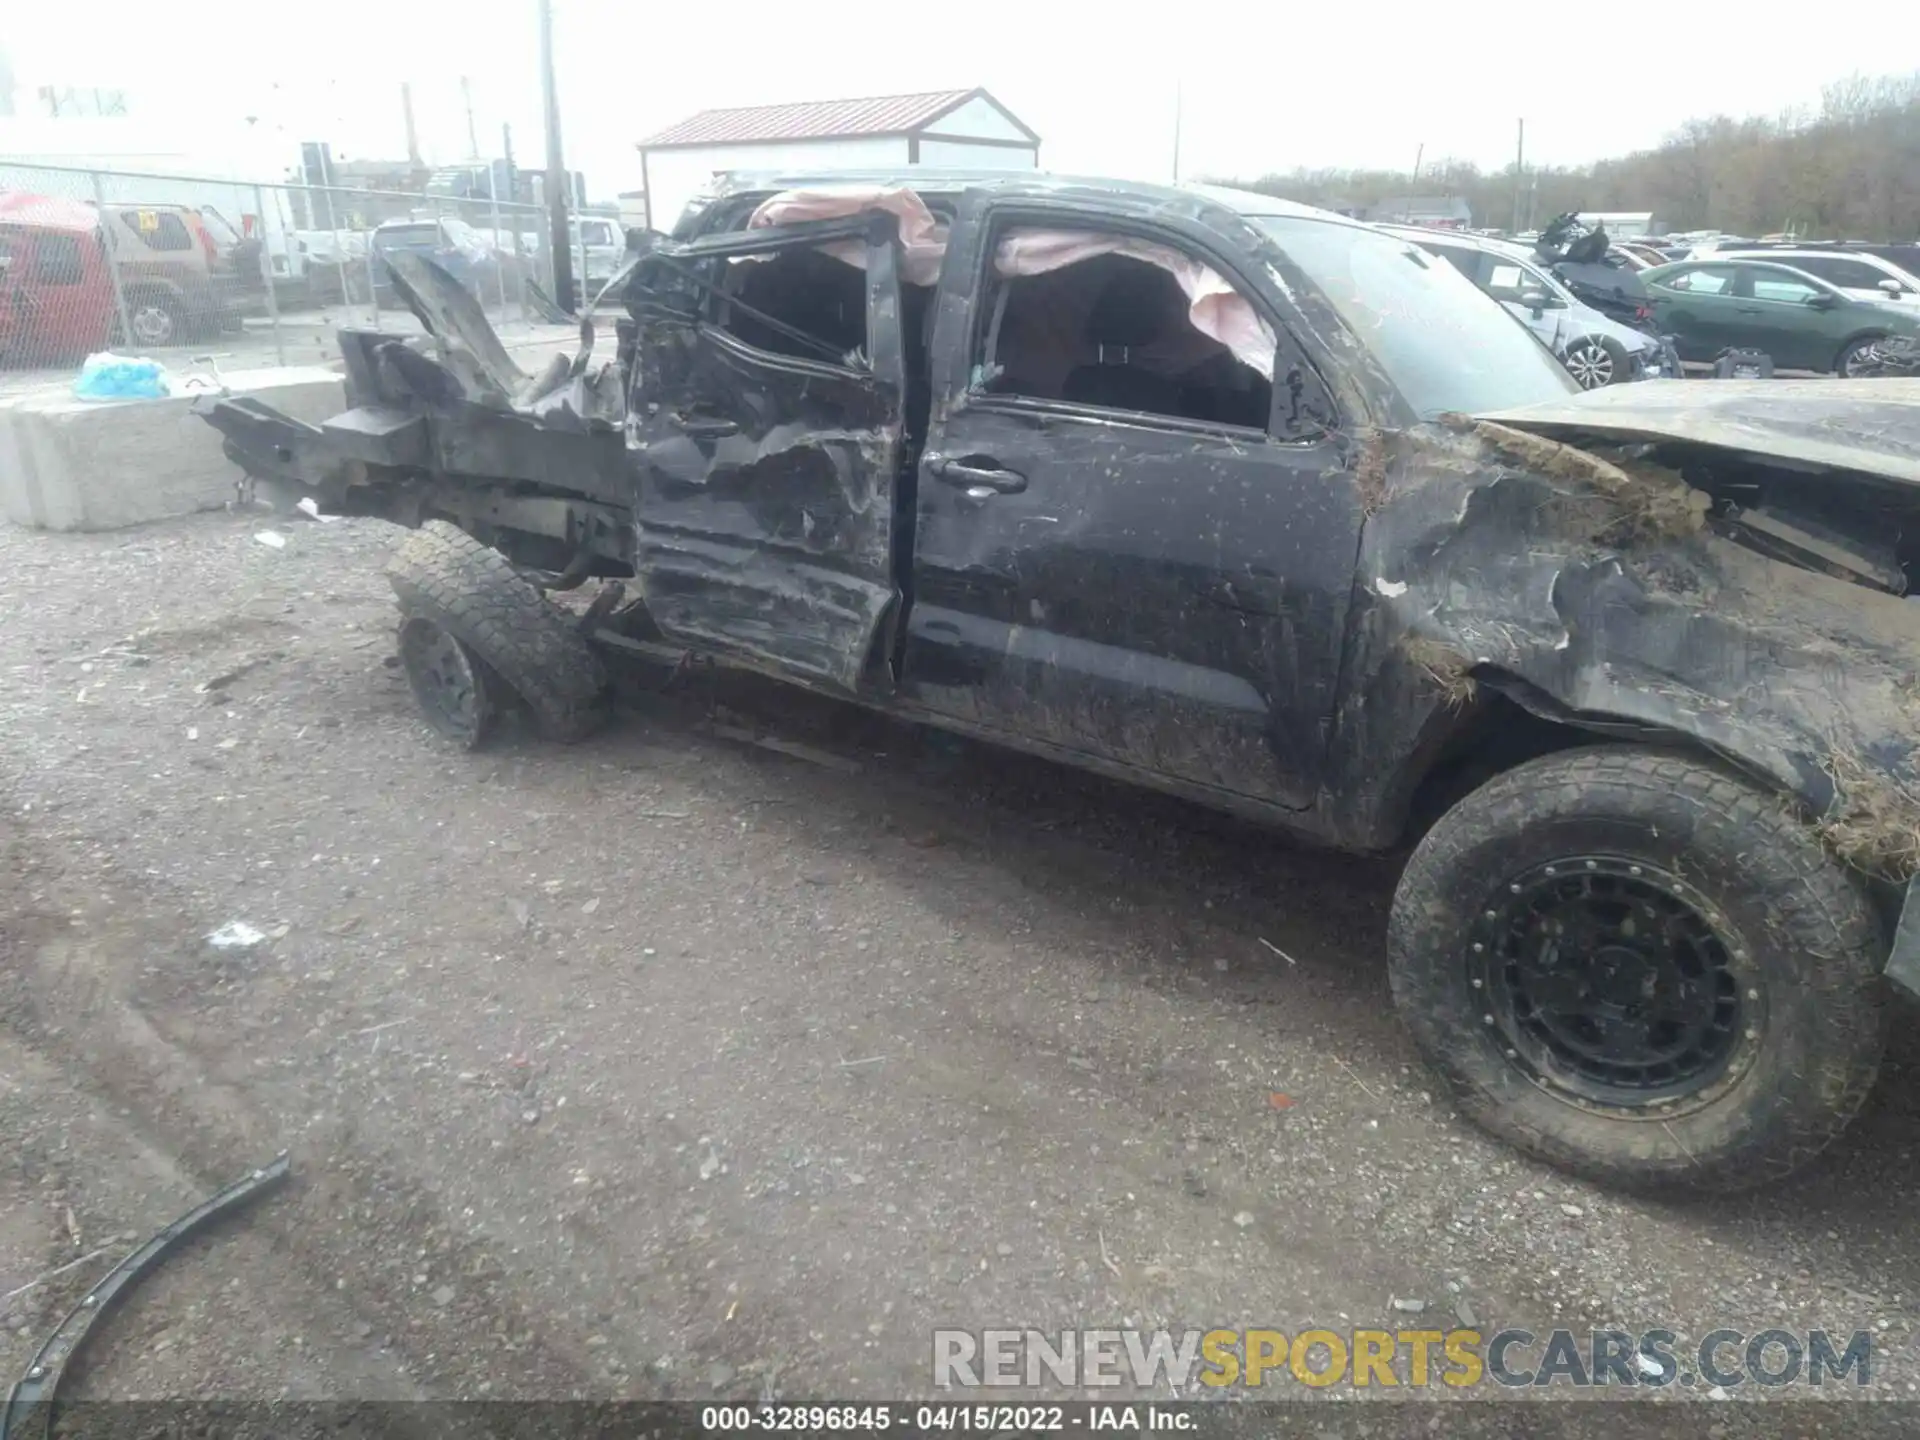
(1, 160, 613, 378)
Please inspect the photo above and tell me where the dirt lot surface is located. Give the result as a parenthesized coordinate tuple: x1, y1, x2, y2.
(4, 510, 1920, 1434)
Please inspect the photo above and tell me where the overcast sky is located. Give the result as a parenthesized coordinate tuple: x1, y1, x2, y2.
(8, 1, 1918, 199)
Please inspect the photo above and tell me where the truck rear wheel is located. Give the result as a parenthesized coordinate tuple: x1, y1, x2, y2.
(386, 521, 608, 745)
(1389, 745, 1885, 1192)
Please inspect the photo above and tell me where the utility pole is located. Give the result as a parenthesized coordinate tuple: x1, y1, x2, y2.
(1171, 81, 1183, 185)
(460, 76, 481, 160)
(538, 0, 576, 312)
(504, 123, 529, 318)
(401, 82, 422, 171)
(1412, 142, 1423, 183)
(1510, 118, 1526, 233)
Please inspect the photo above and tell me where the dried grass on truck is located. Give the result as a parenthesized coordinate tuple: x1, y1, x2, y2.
(1820, 743, 1920, 878)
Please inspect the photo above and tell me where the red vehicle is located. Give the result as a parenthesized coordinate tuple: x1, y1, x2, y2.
(0, 192, 116, 367)
(1, 191, 241, 366)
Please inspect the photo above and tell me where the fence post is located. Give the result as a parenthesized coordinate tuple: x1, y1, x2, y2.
(502, 124, 529, 324)
(327, 185, 350, 323)
(573, 195, 589, 312)
(89, 170, 136, 353)
(365, 223, 382, 329)
(252, 186, 285, 366)
(486, 162, 510, 325)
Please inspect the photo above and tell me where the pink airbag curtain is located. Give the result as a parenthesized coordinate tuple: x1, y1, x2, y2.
(745, 187, 1277, 379)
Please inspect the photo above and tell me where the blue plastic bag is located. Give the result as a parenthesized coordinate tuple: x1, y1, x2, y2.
(73, 352, 172, 400)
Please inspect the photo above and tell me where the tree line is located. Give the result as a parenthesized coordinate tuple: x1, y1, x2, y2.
(1227, 72, 1920, 240)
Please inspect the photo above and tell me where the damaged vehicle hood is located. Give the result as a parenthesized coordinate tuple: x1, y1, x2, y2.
(1480, 378, 1920, 487)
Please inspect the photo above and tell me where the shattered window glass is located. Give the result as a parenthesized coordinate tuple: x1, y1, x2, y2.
(1256, 216, 1575, 417)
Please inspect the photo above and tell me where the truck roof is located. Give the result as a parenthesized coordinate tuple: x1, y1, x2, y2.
(697, 169, 1362, 230)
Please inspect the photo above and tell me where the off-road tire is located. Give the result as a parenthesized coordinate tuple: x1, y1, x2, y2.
(386, 520, 608, 744)
(1389, 745, 1885, 1193)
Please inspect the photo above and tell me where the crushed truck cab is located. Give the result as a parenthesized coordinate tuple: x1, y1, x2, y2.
(200, 171, 1920, 1194)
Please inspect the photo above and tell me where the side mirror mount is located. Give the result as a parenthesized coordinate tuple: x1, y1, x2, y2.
(1879, 278, 1906, 298)
(1519, 288, 1553, 314)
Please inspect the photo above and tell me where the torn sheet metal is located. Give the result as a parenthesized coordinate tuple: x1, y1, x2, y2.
(1480, 378, 1920, 487)
(1329, 413, 1920, 868)
(631, 215, 909, 694)
(199, 252, 629, 527)
(382, 251, 625, 426)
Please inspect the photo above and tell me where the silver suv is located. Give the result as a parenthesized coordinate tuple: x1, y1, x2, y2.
(1379, 226, 1677, 387)
(1705, 248, 1920, 307)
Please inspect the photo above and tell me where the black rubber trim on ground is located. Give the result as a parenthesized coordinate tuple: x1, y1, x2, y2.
(1388, 745, 1886, 1194)
(386, 521, 609, 744)
(2, 1153, 291, 1440)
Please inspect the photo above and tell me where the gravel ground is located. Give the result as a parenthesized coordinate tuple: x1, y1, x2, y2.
(3, 510, 1920, 1433)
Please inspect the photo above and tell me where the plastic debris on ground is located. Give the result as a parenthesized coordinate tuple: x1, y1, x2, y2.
(72, 352, 172, 400)
(254, 531, 287, 550)
(295, 497, 340, 523)
(207, 920, 267, 950)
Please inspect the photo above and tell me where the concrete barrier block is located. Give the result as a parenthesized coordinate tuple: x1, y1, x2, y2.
(0, 367, 346, 532)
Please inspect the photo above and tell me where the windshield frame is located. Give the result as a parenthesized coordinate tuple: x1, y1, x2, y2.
(1251, 214, 1580, 420)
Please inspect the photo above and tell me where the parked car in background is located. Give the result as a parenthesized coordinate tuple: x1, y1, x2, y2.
(573, 215, 624, 295)
(1640, 257, 1920, 373)
(1708, 247, 1920, 306)
(2, 192, 242, 362)
(103, 203, 243, 344)
(0, 193, 115, 365)
(1381, 225, 1677, 387)
(1709, 238, 1920, 276)
(371, 217, 497, 309)
(1610, 242, 1673, 271)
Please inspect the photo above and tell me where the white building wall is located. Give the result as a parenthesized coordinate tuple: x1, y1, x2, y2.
(920, 96, 1031, 143)
(915, 138, 1038, 171)
(643, 135, 909, 233)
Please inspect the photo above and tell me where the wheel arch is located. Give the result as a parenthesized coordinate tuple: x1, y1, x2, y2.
(121, 277, 188, 304)
(1834, 329, 1891, 369)
(1391, 667, 1805, 851)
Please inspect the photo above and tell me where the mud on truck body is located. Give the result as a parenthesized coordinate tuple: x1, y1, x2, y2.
(200, 171, 1920, 1193)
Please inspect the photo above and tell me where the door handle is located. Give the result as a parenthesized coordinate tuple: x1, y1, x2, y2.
(929, 457, 1027, 494)
(673, 413, 739, 439)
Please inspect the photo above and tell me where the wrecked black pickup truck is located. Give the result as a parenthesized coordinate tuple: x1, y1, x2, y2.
(200, 171, 1920, 1193)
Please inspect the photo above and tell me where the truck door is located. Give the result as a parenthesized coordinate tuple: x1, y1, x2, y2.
(630, 213, 908, 694)
(900, 194, 1365, 811)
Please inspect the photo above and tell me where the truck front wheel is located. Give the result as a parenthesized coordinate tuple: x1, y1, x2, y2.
(1389, 745, 1885, 1192)
(386, 521, 608, 746)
